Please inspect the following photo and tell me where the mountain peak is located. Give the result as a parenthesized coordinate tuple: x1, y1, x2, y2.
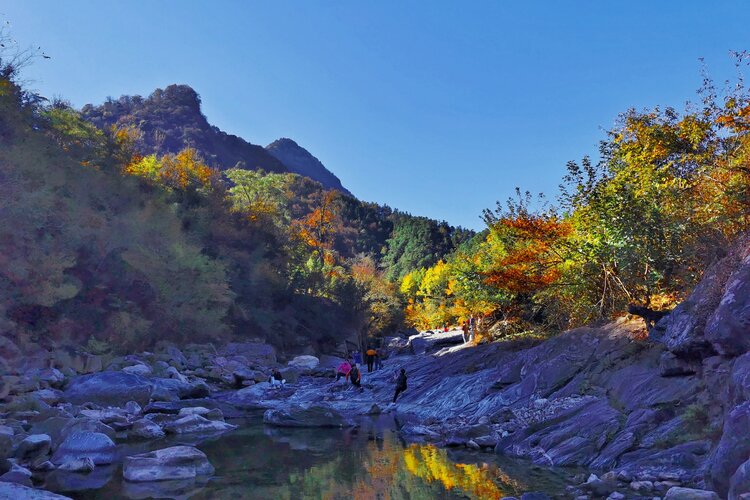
(266, 138, 351, 195)
(150, 84, 202, 110)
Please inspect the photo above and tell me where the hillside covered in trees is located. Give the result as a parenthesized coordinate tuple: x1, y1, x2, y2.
(400, 58, 750, 338)
(0, 69, 472, 356)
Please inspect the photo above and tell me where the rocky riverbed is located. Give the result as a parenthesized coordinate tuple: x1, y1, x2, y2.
(1, 238, 749, 499)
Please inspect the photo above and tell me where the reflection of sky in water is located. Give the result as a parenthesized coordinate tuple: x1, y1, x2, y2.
(69, 416, 571, 499)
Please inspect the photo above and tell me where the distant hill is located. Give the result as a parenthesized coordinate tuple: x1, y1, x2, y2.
(266, 138, 350, 195)
(81, 85, 349, 193)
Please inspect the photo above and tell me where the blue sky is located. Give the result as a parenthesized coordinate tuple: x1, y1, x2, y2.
(4, 1, 749, 229)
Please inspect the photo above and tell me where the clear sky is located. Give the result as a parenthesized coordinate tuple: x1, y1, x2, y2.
(4, 1, 749, 229)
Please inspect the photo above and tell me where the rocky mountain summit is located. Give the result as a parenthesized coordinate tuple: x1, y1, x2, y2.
(0, 237, 749, 498)
(81, 84, 351, 193)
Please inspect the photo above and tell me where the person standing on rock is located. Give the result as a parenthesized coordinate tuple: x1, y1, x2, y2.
(393, 368, 407, 403)
(350, 363, 362, 389)
(366, 347, 377, 372)
(462, 321, 469, 343)
(353, 350, 363, 366)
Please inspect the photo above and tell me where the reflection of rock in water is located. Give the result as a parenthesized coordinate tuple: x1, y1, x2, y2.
(263, 426, 341, 452)
(122, 477, 209, 499)
(43, 464, 116, 492)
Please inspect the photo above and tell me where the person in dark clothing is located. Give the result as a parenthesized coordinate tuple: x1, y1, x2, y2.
(374, 347, 383, 370)
(350, 363, 361, 389)
(393, 368, 407, 403)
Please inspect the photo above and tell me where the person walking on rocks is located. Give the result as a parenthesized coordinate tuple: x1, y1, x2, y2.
(393, 368, 407, 403)
(350, 363, 362, 389)
(366, 347, 377, 372)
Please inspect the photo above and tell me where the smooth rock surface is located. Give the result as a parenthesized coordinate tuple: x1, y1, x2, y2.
(123, 445, 214, 482)
(63, 371, 152, 407)
(51, 432, 116, 465)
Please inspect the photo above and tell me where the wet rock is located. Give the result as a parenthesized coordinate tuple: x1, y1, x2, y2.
(63, 371, 152, 407)
(0, 482, 71, 499)
(664, 487, 720, 500)
(123, 445, 214, 482)
(606, 493, 625, 500)
(263, 404, 352, 428)
(51, 432, 116, 465)
(15, 434, 51, 463)
(162, 414, 236, 434)
(129, 419, 165, 440)
(57, 457, 95, 473)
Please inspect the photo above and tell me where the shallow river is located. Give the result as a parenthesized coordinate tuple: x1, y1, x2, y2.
(55, 415, 573, 499)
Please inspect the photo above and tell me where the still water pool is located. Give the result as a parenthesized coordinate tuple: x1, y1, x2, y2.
(63, 415, 573, 499)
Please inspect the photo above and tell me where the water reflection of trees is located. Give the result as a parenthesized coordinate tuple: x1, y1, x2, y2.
(279, 436, 527, 500)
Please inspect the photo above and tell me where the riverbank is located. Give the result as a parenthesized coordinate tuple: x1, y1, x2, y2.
(2, 238, 750, 498)
(0, 321, 728, 499)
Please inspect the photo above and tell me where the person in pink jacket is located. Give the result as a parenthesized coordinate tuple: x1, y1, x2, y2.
(336, 360, 352, 382)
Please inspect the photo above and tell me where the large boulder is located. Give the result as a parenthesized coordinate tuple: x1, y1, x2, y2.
(129, 419, 166, 440)
(710, 402, 750, 497)
(63, 371, 152, 407)
(0, 482, 71, 499)
(15, 434, 51, 464)
(705, 246, 750, 356)
(652, 236, 750, 357)
(288, 355, 319, 371)
(730, 457, 750, 500)
(0, 463, 33, 486)
(51, 432, 116, 465)
(123, 446, 214, 482)
(263, 404, 353, 428)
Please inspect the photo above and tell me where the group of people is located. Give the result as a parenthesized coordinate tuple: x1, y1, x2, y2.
(335, 348, 408, 403)
(461, 315, 483, 343)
